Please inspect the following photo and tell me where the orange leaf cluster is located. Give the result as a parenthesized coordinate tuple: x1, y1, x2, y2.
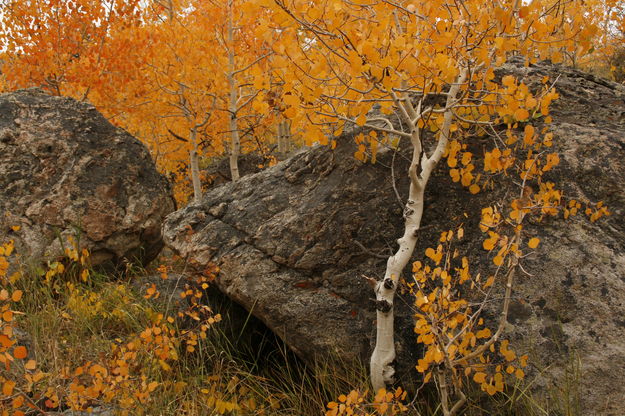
(326, 388, 408, 416)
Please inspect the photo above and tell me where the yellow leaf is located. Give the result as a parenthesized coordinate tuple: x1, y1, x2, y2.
(425, 247, 436, 260)
(461, 152, 472, 166)
(469, 184, 480, 194)
(355, 113, 367, 127)
(283, 93, 299, 106)
(514, 108, 530, 120)
(283, 106, 297, 119)
(476, 328, 492, 339)
(483, 275, 495, 289)
(423, 371, 432, 383)
(502, 75, 516, 87)
(528, 237, 540, 249)
(483, 233, 498, 251)
(473, 372, 487, 383)
(520, 355, 528, 367)
(523, 124, 535, 143)
(158, 360, 171, 371)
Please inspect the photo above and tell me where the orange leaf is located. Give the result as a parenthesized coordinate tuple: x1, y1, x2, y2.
(13, 394, 25, 408)
(11, 290, 22, 302)
(2, 380, 15, 396)
(0, 334, 13, 348)
(528, 237, 540, 249)
(514, 108, 529, 120)
(13, 346, 27, 359)
(2, 310, 13, 322)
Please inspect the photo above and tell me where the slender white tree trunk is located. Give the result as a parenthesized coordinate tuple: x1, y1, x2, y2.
(277, 119, 290, 158)
(370, 135, 426, 390)
(227, 0, 241, 182)
(189, 127, 202, 203)
(370, 70, 467, 391)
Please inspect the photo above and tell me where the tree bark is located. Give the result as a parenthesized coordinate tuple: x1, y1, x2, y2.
(370, 140, 426, 391)
(369, 69, 467, 391)
(277, 119, 290, 158)
(189, 127, 202, 203)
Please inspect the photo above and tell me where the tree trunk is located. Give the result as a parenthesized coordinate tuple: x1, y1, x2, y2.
(370, 144, 426, 390)
(369, 70, 467, 391)
(277, 119, 290, 158)
(189, 127, 202, 202)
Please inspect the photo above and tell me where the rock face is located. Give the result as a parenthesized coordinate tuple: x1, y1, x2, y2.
(163, 60, 625, 414)
(0, 88, 175, 268)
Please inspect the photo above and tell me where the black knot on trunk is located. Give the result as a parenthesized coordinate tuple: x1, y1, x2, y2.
(376, 299, 393, 313)
(383, 278, 394, 290)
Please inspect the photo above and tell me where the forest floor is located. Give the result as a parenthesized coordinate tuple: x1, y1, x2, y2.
(1, 243, 579, 416)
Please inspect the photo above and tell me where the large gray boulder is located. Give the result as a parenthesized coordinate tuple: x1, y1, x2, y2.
(163, 60, 625, 415)
(0, 88, 175, 268)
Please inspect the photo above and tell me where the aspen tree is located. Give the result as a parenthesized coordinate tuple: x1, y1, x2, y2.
(265, 0, 599, 393)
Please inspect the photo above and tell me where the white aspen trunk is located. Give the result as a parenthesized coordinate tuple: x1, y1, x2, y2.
(277, 121, 285, 156)
(284, 120, 291, 153)
(227, 0, 241, 182)
(370, 142, 426, 391)
(189, 127, 202, 203)
(370, 70, 467, 391)
(277, 120, 290, 157)
(229, 112, 241, 181)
